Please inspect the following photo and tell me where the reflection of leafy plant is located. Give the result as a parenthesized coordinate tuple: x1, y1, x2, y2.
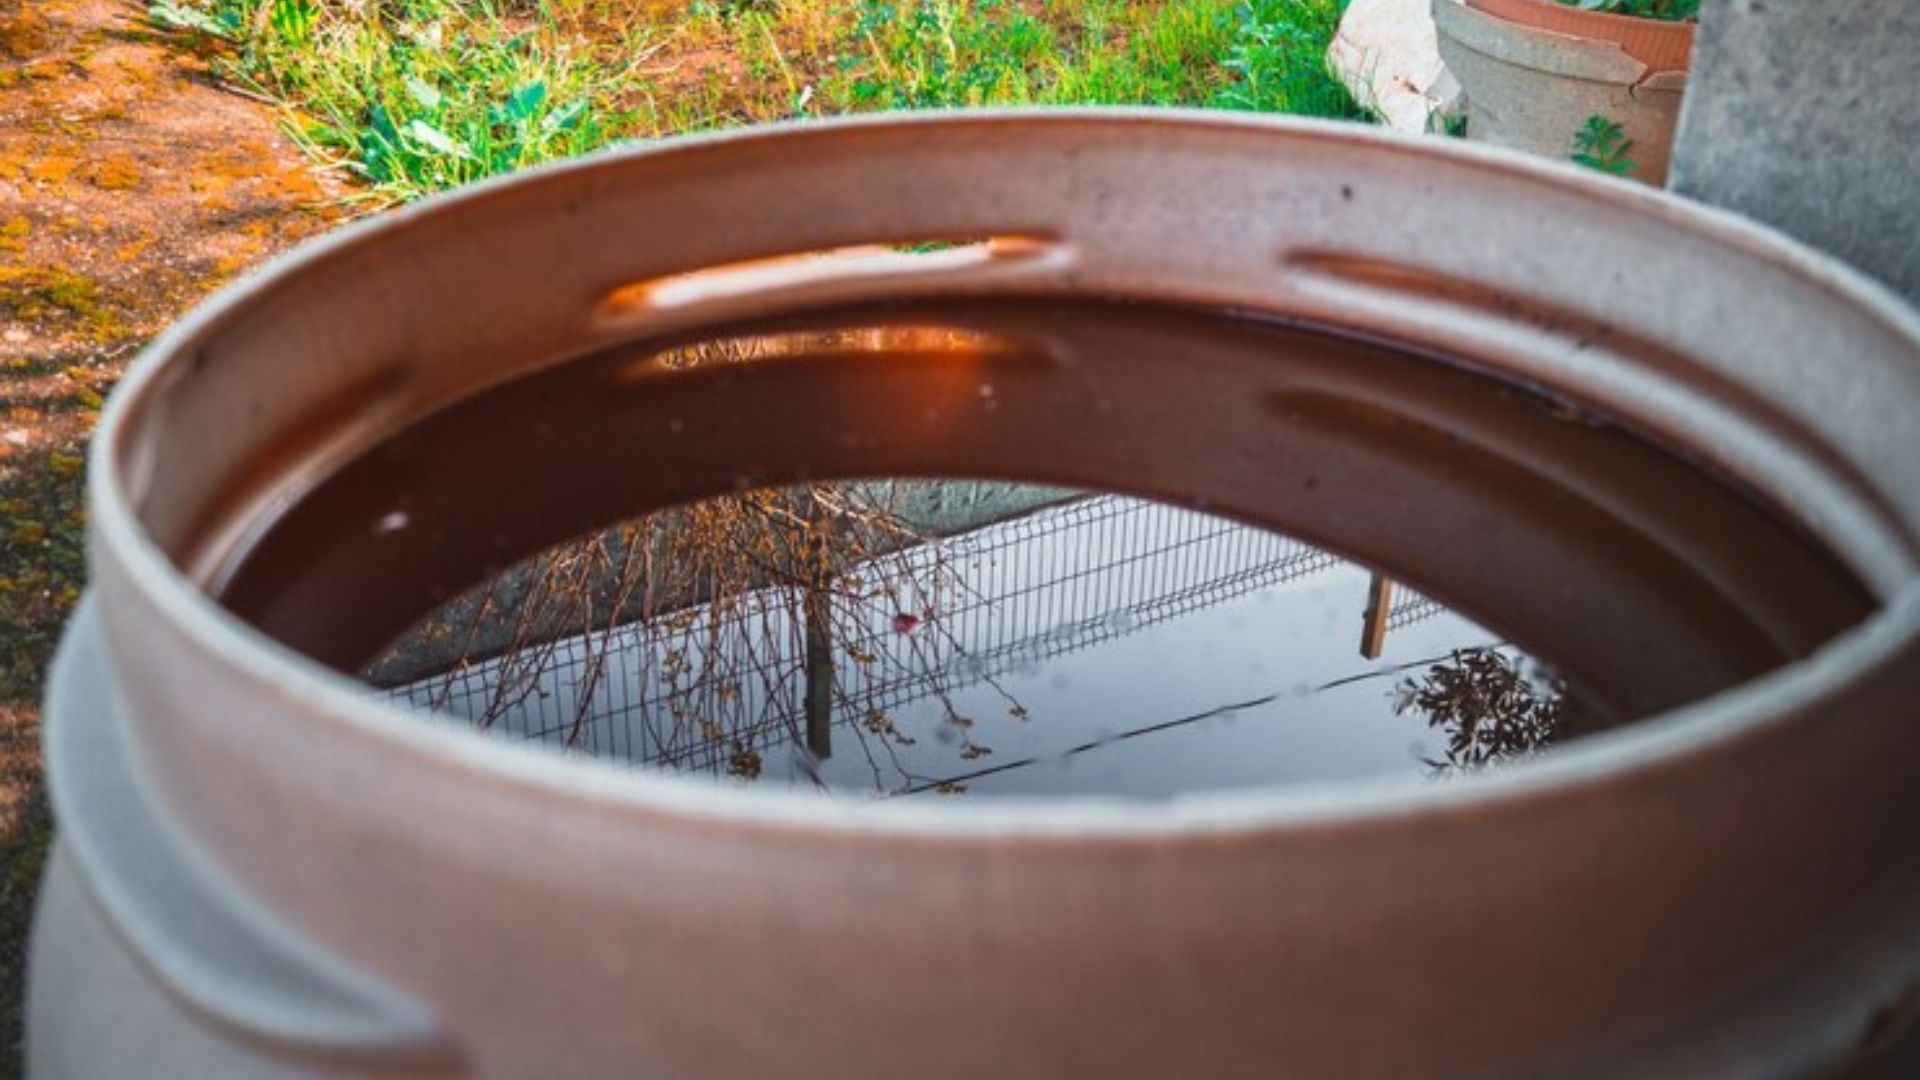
(1395, 647, 1563, 771)
(1572, 114, 1637, 176)
(1556, 0, 1699, 22)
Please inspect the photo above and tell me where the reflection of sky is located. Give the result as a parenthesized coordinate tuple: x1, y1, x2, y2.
(802, 561, 1500, 799)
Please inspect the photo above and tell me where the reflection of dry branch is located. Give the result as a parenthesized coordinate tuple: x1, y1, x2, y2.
(376, 325, 1028, 792)
(1394, 647, 1563, 772)
(541, 483, 1001, 784)
(392, 478, 1017, 791)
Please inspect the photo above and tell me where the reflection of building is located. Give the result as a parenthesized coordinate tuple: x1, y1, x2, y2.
(390, 492, 1447, 777)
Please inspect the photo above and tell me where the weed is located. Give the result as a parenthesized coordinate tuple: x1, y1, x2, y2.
(1209, 0, 1364, 118)
(1571, 114, 1636, 176)
(845, 0, 1056, 109)
(147, 0, 241, 39)
(154, 0, 626, 204)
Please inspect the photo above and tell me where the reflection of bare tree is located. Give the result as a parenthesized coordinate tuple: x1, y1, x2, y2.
(1394, 647, 1563, 771)
(375, 318, 1033, 795)
(389, 478, 1027, 795)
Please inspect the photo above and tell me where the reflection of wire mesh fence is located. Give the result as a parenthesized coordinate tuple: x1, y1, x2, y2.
(390, 493, 1365, 773)
(1387, 589, 1446, 631)
(829, 496, 1346, 723)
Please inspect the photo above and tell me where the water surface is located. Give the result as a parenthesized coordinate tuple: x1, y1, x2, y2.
(208, 298, 1874, 798)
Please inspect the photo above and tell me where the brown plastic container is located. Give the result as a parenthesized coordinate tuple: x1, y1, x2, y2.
(29, 111, 1920, 1077)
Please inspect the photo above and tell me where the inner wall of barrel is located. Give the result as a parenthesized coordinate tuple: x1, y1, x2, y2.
(207, 298, 1876, 723)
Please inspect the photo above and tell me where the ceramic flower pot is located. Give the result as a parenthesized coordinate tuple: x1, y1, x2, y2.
(1437, 0, 1690, 184)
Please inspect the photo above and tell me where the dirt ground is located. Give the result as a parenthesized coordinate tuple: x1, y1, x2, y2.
(0, 0, 343, 1062)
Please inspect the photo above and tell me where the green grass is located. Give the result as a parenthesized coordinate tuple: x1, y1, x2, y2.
(151, 0, 1363, 205)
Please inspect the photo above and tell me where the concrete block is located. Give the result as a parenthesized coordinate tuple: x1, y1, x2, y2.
(1672, 0, 1920, 303)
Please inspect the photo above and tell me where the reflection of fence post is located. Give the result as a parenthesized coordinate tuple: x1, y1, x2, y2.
(803, 585, 834, 759)
(803, 500, 834, 759)
(1360, 573, 1394, 660)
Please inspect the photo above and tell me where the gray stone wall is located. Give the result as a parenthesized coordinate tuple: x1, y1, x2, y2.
(1671, 0, 1920, 304)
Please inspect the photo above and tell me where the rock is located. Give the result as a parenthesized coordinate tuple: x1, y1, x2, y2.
(1327, 0, 1463, 133)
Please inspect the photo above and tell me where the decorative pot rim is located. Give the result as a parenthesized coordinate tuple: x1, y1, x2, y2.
(1466, 0, 1699, 31)
(1462, 0, 1697, 71)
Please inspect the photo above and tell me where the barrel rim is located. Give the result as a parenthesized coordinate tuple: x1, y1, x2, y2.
(85, 107, 1920, 838)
